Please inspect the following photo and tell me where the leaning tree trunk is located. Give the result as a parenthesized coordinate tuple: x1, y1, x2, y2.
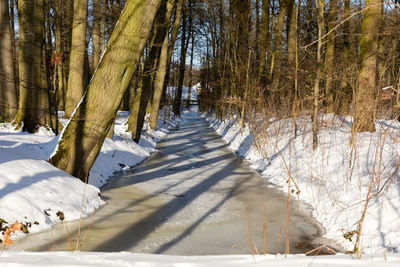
(126, 0, 171, 142)
(50, 0, 162, 182)
(0, 0, 17, 121)
(161, 0, 184, 105)
(353, 0, 381, 133)
(65, 0, 88, 118)
(149, 0, 184, 129)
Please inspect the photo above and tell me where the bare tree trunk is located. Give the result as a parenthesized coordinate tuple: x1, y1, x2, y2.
(50, 0, 162, 182)
(340, 0, 351, 113)
(64, 0, 74, 102)
(257, 0, 270, 85)
(65, 0, 88, 118)
(54, 0, 66, 111)
(305, 0, 314, 46)
(14, 0, 51, 132)
(353, 0, 381, 133)
(325, 0, 337, 113)
(287, 0, 296, 76)
(127, 0, 172, 142)
(312, 0, 324, 150)
(270, 0, 287, 88)
(92, 0, 101, 72)
(149, 0, 184, 129)
(40, 0, 55, 130)
(186, 31, 195, 110)
(9, 0, 19, 96)
(161, 0, 185, 100)
(100, 0, 106, 53)
(0, 0, 17, 121)
(173, 0, 188, 116)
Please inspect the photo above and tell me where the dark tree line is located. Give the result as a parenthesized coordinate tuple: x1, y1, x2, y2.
(196, 0, 399, 147)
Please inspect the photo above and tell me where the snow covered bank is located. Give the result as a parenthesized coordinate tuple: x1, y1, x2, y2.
(205, 113, 400, 254)
(0, 251, 399, 266)
(0, 111, 178, 243)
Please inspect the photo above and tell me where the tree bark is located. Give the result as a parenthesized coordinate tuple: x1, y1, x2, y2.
(172, 0, 188, 116)
(312, 0, 324, 150)
(149, 0, 183, 129)
(100, 0, 106, 53)
(64, 0, 74, 101)
(340, 0, 351, 113)
(270, 0, 287, 88)
(14, 0, 52, 132)
(0, 0, 17, 121)
(162, 0, 185, 97)
(353, 0, 381, 133)
(92, 0, 101, 72)
(54, 0, 66, 111)
(127, 0, 171, 142)
(65, 0, 88, 118)
(325, 0, 337, 113)
(257, 0, 270, 84)
(186, 30, 195, 110)
(287, 0, 296, 74)
(50, 0, 162, 182)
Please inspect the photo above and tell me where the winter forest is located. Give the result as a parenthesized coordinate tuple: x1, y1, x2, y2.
(1, 0, 400, 266)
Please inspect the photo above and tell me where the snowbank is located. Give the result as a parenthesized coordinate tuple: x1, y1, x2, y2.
(0, 251, 399, 266)
(0, 110, 178, 242)
(205, 113, 400, 254)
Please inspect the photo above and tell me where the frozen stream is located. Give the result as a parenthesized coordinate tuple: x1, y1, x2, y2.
(10, 112, 336, 255)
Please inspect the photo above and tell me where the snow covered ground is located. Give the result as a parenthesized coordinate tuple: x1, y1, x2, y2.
(1, 251, 400, 266)
(205, 113, 400, 255)
(0, 110, 179, 243)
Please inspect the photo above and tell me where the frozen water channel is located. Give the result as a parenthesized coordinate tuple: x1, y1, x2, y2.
(10, 112, 336, 255)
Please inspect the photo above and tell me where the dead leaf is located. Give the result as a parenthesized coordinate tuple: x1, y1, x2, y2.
(2, 221, 23, 247)
(56, 211, 65, 221)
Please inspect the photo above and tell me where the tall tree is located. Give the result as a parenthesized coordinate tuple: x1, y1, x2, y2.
(353, 0, 381, 133)
(325, 0, 337, 113)
(0, 0, 17, 121)
(287, 0, 296, 76)
(50, 0, 162, 182)
(54, 0, 66, 110)
(92, 0, 102, 72)
(269, 0, 287, 88)
(257, 0, 270, 84)
(14, 0, 53, 132)
(65, 0, 88, 118)
(340, 0, 351, 112)
(149, 0, 184, 129)
(232, 0, 250, 97)
(173, 0, 189, 116)
(126, 0, 172, 142)
(312, 0, 324, 150)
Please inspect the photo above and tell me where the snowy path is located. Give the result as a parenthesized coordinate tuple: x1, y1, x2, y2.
(8, 112, 333, 255)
